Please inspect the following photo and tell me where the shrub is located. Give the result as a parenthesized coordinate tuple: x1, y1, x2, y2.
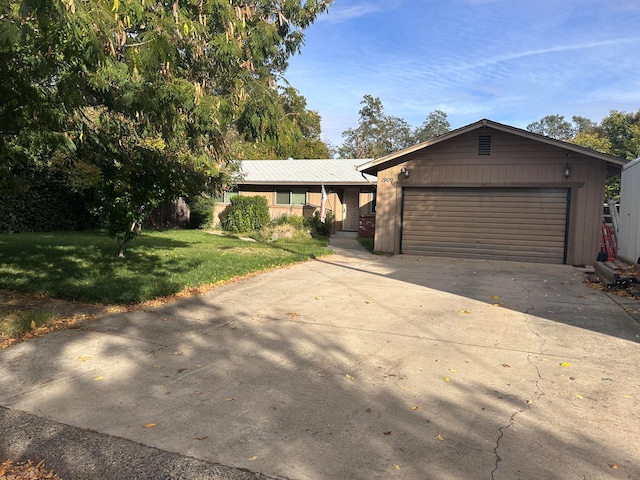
(273, 213, 306, 229)
(0, 166, 98, 233)
(260, 223, 311, 241)
(224, 195, 270, 233)
(188, 195, 216, 229)
(305, 210, 334, 237)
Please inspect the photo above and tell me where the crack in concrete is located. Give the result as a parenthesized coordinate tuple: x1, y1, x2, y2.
(491, 422, 509, 479)
(491, 285, 547, 480)
(491, 408, 524, 480)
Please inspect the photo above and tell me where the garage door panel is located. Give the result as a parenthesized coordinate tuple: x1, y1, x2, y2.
(403, 230, 566, 244)
(405, 222, 562, 234)
(402, 236, 566, 248)
(401, 246, 560, 263)
(402, 240, 564, 259)
(404, 200, 567, 210)
(405, 208, 565, 217)
(401, 188, 568, 263)
(404, 195, 567, 204)
(405, 216, 565, 228)
(403, 191, 567, 199)
(405, 201, 566, 210)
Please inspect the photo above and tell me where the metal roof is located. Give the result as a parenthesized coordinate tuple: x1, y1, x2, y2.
(357, 119, 627, 176)
(238, 159, 376, 185)
(622, 157, 640, 171)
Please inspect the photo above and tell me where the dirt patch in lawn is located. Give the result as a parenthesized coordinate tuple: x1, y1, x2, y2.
(0, 290, 124, 349)
(0, 270, 271, 349)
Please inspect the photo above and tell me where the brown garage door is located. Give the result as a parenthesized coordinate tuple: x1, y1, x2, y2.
(401, 187, 569, 263)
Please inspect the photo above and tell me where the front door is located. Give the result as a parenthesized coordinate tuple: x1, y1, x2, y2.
(343, 190, 360, 231)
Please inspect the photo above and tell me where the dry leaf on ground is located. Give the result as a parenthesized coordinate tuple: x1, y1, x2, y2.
(0, 459, 62, 480)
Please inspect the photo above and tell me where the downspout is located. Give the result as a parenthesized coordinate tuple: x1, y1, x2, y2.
(361, 172, 376, 187)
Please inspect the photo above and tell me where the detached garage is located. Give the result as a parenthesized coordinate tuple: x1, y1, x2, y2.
(357, 119, 626, 265)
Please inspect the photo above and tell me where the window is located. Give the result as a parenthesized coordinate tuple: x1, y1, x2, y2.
(213, 191, 238, 203)
(275, 189, 307, 205)
(275, 190, 290, 205)
(292, 190, 306, 205)
(371, 191, 377, 213)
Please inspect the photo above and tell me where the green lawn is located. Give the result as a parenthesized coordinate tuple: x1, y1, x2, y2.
(0, 230, 331, 305)
(0, 307, 60, 339)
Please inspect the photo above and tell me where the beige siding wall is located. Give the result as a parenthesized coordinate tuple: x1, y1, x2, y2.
(359, 191, 375, 214)
(375, 128, 607, 265)
(212, 186, 375, 232)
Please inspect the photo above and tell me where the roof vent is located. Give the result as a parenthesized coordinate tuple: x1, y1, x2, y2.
(478, 135, 492, 155)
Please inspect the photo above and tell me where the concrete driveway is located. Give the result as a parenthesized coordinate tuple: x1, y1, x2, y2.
(1, 237, 639, 480)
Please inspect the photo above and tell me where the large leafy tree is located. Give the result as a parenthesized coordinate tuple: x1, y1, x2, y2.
(234, 84, 329, 159)
(527, 111, 640, 160)
(414, 110, 451, 143)
(526, 114, 576, 141)
(1, 0, 332, 254)
(339, 95, 450, 159)
(528, 110, 640, 198)
(339, 95, 392, 158)
(598, 109, 640, 161)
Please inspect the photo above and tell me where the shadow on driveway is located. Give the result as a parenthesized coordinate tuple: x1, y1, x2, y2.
(1, 243, 639, 480)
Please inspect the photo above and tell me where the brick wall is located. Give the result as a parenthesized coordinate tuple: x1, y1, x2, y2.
(359, 214, 375, 238)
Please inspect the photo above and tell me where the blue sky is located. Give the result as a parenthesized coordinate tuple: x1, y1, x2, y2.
(285, 0, 640, 149)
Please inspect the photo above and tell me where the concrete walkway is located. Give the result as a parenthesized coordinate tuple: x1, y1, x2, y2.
(1, 237, 639, 479)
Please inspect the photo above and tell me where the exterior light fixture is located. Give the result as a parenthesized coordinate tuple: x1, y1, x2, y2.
(400, 167, 410, 178)
(563, 163, 571, 179)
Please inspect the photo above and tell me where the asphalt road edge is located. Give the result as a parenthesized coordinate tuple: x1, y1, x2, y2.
(0, 406, 279, 480)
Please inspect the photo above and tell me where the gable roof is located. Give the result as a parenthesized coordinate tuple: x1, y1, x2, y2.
(238, 159, 376, 186)
(356, 119, 627, 176)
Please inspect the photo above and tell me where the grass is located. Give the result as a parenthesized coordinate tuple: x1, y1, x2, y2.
(0, 230, 331, 305)
(357, 237, 374, 253)
(0, 307, 61, 339)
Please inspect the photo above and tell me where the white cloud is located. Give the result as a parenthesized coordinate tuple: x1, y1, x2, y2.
(318, 0, 409, 23)
(319, 4, 383, 23)
(289, 1, 640, 147)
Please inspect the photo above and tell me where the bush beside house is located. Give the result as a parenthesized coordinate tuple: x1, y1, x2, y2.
(224, 195, 270, 232)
